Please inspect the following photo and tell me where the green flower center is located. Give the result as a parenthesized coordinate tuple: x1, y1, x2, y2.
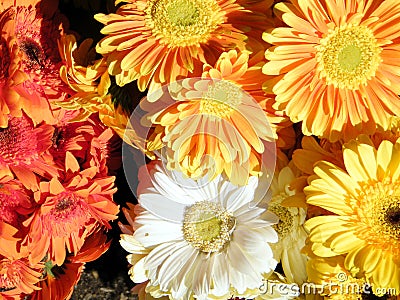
(183, 201, 235, 253)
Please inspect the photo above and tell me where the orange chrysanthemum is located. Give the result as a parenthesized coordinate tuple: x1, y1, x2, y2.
(0, 256, 42, 298)
(95, 0, 271, 91)
(0, 7, 29, 128)
(263, 0, 400, 142)
(0, 176, 33, 229)
(0, 114, 57, 191)
(14, 4, 69, 105)
(26, 153, 119, 266)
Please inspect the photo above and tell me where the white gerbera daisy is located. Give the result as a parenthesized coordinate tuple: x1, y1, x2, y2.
(120, 160, 279, 300)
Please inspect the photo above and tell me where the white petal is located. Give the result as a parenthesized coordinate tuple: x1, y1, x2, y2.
(157, 241, 194, 290)
(120, 235, 148, 254)
(134, 221, 183, 248)
(139, 193, 187, 224)
(129, 257, 148, 283)
(212, 253, 230, 296)
(144, 242, 181, 271)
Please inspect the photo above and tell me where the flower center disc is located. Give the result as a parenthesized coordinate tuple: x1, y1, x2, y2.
(269, 197, 295, 238)
(183, 201, 235, 253)
(316, 25, 382, 90)
(199, 80, 243, 118)
(361, 187, 400, 250)
(145, 0, 223, 47)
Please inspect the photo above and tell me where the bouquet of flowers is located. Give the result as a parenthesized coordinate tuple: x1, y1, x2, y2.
(1, 0, 400, 299)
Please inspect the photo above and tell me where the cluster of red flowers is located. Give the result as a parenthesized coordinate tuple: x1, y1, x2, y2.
(0, 1, 120, 299)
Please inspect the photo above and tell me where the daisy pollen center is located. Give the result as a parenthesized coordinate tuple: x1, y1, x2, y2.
(199, 80, 242, 118)
(145, 0, 223, 47)
(183, 201, 235, 253)
(269, 196, 295, 238)
(316, 24, 382, 90)
(361, 187, 400, 249)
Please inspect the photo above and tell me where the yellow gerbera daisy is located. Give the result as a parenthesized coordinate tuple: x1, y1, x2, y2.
(263, 0, 400, 142)
(304, 135, 400, 296)
(94, 0, 271, 91)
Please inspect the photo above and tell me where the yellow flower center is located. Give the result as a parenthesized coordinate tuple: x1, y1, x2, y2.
(182, 201, 235, 253)
(145, 0, 223, 48)
(199, 80, 243, 119)
(316, 24, 382, 90)
(357, 182, 400, 252)
(269, 197, 295, 238)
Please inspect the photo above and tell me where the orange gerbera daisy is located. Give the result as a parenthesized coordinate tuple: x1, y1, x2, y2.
(263, 0, 400, 142)
(32, 231, 111, 300)
(142, 77, 276, 185)
(0, 256, 42, 298)
(0, 7, 29, 128)
(14, 4, 69, 105)
(305, 135, 400, 296)
(26, 153, 119, 266)
(0, 176, 33, 229)
(31, 260, 84, 300)
(50, 112, 121, 175)
(95, 0, 271, 91)
(0, 114, 57, 191)
(202, 49, 294, 148)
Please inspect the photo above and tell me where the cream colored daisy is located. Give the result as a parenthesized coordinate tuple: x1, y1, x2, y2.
(268, 162, 308, 285)
(120, 160, 279, 299)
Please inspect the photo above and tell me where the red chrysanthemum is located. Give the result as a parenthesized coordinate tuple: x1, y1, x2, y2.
(0, 114, 57, 191)
(26, 153, 119, 266)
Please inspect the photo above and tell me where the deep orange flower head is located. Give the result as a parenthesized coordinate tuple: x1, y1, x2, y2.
(0, 7, 30, 128)
(14, 3, 69, 103)
(0, 113, 58, 191)
(50, 112, 121, 175)
(0, 256, 42, 298)
(26, 153, 119, 266)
